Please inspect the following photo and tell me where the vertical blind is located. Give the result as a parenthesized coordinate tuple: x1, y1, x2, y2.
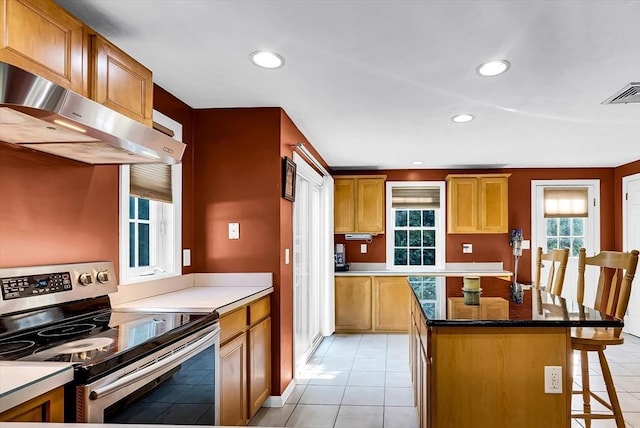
(129, 122, 175, 204)
(544, 187, 588, 218)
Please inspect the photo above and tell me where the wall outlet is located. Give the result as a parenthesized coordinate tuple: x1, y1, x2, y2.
(228, 222, 239, 240)
(462, 243, 473, 254)
(360, 244, 367, 253)
(544, 366, 562, 394)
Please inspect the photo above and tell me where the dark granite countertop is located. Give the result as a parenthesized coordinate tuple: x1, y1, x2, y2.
(408, 276, 623, 328)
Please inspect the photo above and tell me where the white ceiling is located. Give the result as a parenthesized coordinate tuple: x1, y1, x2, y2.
(56, 0, 640, 170)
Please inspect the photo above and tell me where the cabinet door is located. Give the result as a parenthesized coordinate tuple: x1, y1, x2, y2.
(447, 298, 480, 320)
(479, 176, 509, 233)
(248, 317, 271, 419)
(0, 387, 64, 422)
(356, 178, 385, 233)
(420, 345, 431, 428)
(335, 276, 372, 331)
(447, 177, 478, 233)
(0, 0, 85, 94)
(334, 178, 356, 233)
(374, 276, 410, 331)
(92, 34, 153, 126)
(220, 333, 247, 426)
(480, 298, 509, 320)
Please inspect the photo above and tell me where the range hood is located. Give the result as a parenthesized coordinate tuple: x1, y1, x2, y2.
(0, 62, 185, 165)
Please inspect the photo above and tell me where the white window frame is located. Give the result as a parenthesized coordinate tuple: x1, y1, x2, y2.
(385, 181, 446, 271)
(119, 110, 182, 284)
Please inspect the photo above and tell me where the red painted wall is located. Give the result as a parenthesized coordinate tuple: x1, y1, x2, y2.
(335, 167, 621, 284)
(0, 143, 119, 271)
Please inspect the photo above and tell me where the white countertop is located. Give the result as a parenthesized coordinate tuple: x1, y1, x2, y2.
(112, 285, 274, 315)
(334, 262, 512, 278)
(0, 362, 74, 413)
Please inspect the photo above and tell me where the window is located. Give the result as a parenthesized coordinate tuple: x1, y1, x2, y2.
(119, 110, 182, 284)
(543, 187, 588, 257)
(386, 182, 446, 270)
(545, 218, 585, 257)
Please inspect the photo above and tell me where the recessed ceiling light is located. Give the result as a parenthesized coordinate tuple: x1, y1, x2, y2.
(452, 114, 475, 123)
(411, 161, 424, 166)
(250, 51, 284, 69)
(476, 60, 510, 77)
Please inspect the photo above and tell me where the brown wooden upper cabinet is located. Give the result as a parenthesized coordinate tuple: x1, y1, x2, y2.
(89, 32, 153, 126)
(0, 0, 86, 95)
(446, 174, 510, 234)
(0, 0, 153, 126)
(334, 175, 386, 234)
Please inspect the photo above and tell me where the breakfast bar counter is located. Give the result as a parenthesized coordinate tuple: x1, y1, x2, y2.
(408, 277, 622, 428)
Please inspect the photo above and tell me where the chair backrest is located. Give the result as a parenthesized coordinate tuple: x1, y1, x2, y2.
(577, 248, 639, 320)
(534, 247, 569, 296)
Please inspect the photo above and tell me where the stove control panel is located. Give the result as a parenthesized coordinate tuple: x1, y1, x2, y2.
(1, 271, 73, 300)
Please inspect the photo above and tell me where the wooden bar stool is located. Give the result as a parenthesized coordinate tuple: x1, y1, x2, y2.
(534, 247, 569, 295)
(571, 248, 639, 428)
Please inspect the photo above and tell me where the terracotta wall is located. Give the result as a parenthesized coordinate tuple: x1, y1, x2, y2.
(0, 144, 119, 271)
(153, 85, 196, 274)
(193, 107, 313, 395)
(335, 167, 622, 284)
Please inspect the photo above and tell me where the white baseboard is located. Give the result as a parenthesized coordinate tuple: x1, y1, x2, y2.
(262, 380, 296, 408)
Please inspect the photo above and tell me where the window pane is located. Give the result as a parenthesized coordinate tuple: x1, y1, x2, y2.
(395, 210, 407, 227)
(394, 248, 407, 265)
(572, 218, 584, 235)
(138, 198, 150, 220)
(546, 219, 558, 236)
(129, 223, 135, 267)
(138, 224, 150, 266)
(559, 218, 570, 236)
(409, 210, 421, 227)
(423, 302, 435, 319)
(129, 196, 135, 220)
(422, 210, 435, 227)
(409, 230, 422, 247)
(547, 238, 558, 250)
(409, 249, 422, 265)
(423, 249, 435, 266)
(559, 237, 571, 249)
(395, 230, 407, 247)
(572, 238, 584, 256)
(423, 230, 435, 247)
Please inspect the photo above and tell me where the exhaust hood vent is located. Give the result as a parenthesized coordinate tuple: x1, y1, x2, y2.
(0, 62, 185, 165)
(601, 82, 640, 104)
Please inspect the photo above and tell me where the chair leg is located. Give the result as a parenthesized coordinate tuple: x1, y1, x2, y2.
(598, 350, 625, 428)
(580, 350, 592, 428)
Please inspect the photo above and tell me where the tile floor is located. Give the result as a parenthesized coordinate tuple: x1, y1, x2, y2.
(249, 333, 640, 428)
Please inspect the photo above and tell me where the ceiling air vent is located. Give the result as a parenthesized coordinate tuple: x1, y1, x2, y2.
(601, 82, 640, 104)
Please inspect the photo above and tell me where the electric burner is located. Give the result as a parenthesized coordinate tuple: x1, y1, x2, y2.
(0, 340, 35, 356)
(38, 323, 97, 338)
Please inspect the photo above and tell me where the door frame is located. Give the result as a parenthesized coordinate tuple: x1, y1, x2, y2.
(622, 173, 640, 252)
(530, 179, 600, 303)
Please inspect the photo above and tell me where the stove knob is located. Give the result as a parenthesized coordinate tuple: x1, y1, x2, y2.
(78, 272, 93, 286)
(96, 270, 110, 284)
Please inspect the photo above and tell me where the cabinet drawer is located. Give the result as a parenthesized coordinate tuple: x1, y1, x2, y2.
(249, 297, 270, 326)
(220, 308, 247, 343)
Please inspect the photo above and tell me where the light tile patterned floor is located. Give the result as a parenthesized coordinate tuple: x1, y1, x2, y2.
(249, 333, 640, 428)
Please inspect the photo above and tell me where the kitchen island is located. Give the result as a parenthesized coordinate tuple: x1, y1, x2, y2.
(409, 277, 622, 428)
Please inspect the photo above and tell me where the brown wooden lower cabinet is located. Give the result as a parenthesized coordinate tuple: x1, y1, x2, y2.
(335, 276, 410, 333)
(447, 297, 509, 320)
(410, 297, 571, 428)
(219, 295, 271, 426)
(0, 386, 64, 422)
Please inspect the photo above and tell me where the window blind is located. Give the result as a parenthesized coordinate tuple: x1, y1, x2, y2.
(392, 187, 440, 209)
(544, 187, 588, 218)
(129, 121, 174, 204)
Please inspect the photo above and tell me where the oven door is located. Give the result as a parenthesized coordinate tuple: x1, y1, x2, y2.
(76, 322, 220, 425)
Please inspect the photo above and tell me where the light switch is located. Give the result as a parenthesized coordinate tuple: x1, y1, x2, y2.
(463, 243, 473, 254)
(285, 248, 290, 265)
(522, 239, 531, 250)
(360, 244, 367, 253)
(183, 249, 191, 267)
(228, 223, 240, 239)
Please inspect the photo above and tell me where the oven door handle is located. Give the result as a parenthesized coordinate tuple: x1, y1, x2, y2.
(89, 327, 219, 401)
